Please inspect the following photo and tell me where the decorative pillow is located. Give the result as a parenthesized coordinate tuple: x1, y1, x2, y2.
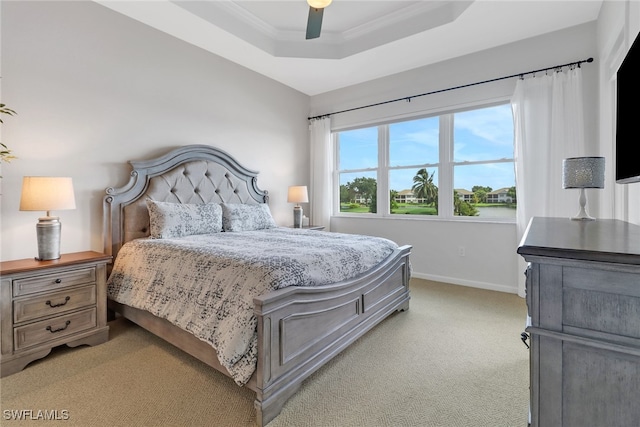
(146, 200, 223, 239)
(221, 203, 277, 232)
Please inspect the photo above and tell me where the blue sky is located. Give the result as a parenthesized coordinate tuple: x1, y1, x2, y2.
(339, 104, 515, 192)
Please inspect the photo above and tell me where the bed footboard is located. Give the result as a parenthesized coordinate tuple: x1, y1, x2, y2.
(252, 245, 411, 426)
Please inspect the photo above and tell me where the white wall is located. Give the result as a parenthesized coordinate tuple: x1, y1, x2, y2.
(310, 22, 599, 294)
(0, 1, 310, 261)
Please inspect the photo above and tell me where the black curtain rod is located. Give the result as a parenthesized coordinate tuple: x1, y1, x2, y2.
(308, 57, 594, 121)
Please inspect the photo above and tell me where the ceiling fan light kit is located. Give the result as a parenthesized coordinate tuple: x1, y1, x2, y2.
(307, 0, 332, 8)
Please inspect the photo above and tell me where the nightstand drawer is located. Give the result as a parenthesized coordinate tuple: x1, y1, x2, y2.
(13, 267, 96, 297)
(14, 308, 97, 351)
(13, 284, 97, 323)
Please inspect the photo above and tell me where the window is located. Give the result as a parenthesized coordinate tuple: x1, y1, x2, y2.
(335, 103, 515, 220)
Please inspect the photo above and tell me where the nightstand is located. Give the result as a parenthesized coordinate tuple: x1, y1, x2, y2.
(290, 225, 325, 231)
(0, 251, 111, 377)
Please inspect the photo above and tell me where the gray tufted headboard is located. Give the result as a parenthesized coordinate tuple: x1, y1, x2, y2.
(103, 145, 269, 259)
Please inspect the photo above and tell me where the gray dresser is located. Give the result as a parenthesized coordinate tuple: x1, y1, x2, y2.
(517, 217, 640, 427)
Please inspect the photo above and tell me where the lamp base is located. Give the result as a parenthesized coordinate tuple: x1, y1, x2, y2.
(36, 216, 62, 261)
(571, 188, 596, 221)
(293, 206, 303, 228)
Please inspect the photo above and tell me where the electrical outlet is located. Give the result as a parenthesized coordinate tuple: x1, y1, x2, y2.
(458, 246, 466, 257)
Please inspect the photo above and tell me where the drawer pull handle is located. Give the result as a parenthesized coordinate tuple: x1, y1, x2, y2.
(46, 320, 71, 333)
(46, 296, 71, 308)
(521, 332, 530, 349)
(54, 278, 62, 284)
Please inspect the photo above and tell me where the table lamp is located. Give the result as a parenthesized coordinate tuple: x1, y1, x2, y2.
(20, 176, 76, 260)
(287, 185, 308, 228)
(562, 157, 605, 221)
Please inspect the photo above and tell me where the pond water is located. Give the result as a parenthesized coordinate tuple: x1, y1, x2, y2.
(475, 206, 516, 219)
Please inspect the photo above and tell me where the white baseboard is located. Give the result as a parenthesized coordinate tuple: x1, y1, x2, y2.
(411, 271, 520, 295)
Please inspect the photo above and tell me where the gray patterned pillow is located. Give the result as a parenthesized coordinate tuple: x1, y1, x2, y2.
(221, 203, 277, 232)
(146, 200, 223, 239)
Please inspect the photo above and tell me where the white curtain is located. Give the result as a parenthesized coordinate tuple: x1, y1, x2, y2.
(511, 67, 586, 296)
(309, 117, 332, 230)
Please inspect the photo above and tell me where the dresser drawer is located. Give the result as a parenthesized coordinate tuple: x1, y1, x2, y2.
(563, 267, 640, 340)
(14, 308, 97, 351)
(13, 284, 97, 324)
(13, 267, 96, 297)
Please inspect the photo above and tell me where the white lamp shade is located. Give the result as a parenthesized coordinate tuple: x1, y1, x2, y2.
(308, 0, 332, 8)
(287, 186, 309, 204)
(20, 176, 76, 212)
(562, 157, 605, 189)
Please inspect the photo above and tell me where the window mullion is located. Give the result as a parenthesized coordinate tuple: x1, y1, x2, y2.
(341, 167, 379, 174)
(453, 158, 514, 167)
(378, 125, 390, 216)
(439, 115, 454, 218)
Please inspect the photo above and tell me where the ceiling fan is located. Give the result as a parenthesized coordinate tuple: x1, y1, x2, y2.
(306, 0, 332, 40)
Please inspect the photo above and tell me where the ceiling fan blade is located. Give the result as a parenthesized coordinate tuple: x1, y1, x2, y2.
(306, 6, 324, 40)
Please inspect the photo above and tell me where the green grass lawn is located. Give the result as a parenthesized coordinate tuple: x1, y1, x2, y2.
(340, 203, 438, 215)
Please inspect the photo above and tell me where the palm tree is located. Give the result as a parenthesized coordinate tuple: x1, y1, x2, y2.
(412, 168, 437, 205)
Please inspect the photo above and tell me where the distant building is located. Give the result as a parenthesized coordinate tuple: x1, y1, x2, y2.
(487, 187, 513, 203)
(354, 195, 369, 204)
(455, 189, 474, 202)
(394, 189, 431, 203)
(395, 189, 417, 203)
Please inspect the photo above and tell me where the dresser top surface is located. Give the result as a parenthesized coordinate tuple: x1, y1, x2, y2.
(517, 217, 640, 265)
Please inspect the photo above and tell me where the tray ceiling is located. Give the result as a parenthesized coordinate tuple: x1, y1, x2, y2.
(96, 1, 603, 95)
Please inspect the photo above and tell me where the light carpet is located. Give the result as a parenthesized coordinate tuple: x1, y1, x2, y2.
(0, 279, 529, 426)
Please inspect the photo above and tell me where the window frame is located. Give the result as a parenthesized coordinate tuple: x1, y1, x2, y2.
(333, 98, 515, 223)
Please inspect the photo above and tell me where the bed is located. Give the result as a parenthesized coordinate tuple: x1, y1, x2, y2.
(103, 144, 412, 426)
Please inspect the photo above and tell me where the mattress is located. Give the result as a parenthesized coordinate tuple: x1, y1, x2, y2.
(106, 227, 398, 385)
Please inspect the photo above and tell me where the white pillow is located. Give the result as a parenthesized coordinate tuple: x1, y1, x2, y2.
(221, 203, 277, 232)
(146, 200, 223, 239)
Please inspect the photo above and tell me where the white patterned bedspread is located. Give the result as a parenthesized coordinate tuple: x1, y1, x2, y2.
(106, 227, 398, 385)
